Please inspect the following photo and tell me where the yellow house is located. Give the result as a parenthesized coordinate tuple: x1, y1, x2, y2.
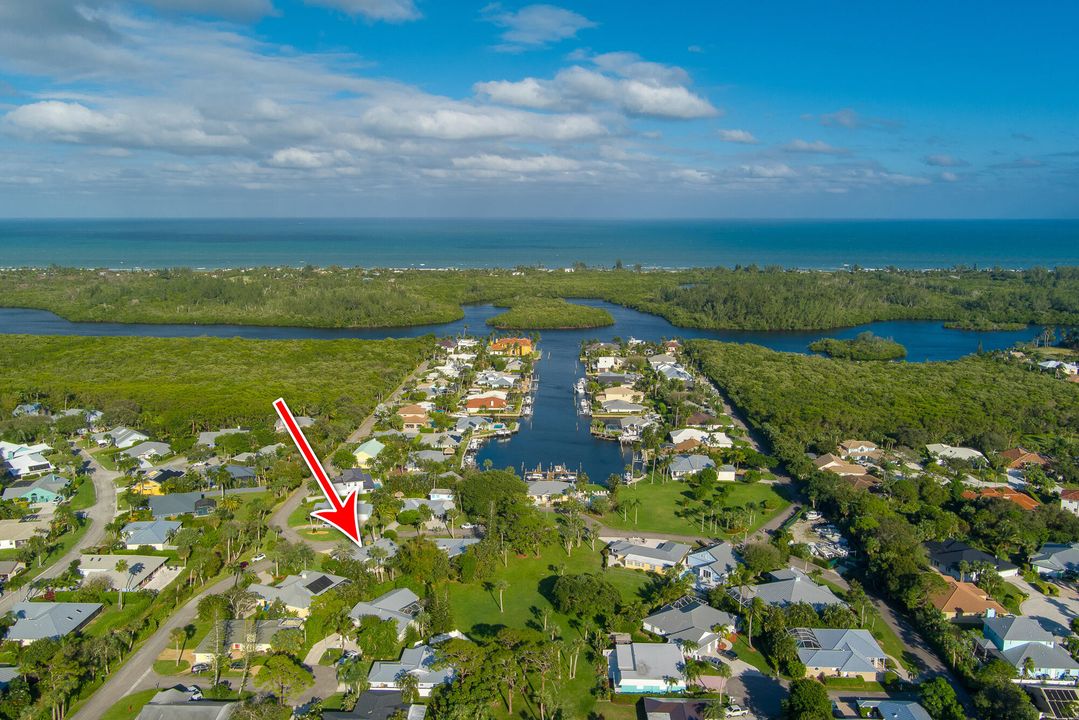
(130, 478, 164, 496)
(598, 385, 644, 404)
(489, 338, 533, 357)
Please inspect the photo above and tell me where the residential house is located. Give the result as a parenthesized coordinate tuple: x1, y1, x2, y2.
(792, 627, 887, 681)
(684, 413, 720, 428)
(323, 691, 426, 720)
(0, 560, 26, 582)
(415, 432, 460, 454)
(196, 428, 246, 448)
(434, 538, 479, 559)
(135, 687, 237, 720)
(813, 453, 866, 477)
(1000, 447, 1049, 470)
(274, 414, 315, 433)
(1061, 489, 1079, 517)
(121, 520, 182, 550)
(668, 454, 715, 480)
(856, 700, 932, 720)
(593, 356, 624, 371)
(397, 405, 429, 431)
(648, 354, 678, 368)
(192, 618, 304, 664)
(686, 542, 739, 591)
(334, 469, 379, 497)
(465, 396, 507, 412)
(981, 616, 1079, 680)
(526, 480, 574, 506)
(1, 473, 68, 504)
(607, 642, 686, 694)
(655, 363, 694, 384)
(927, 444, 986, 464)
(595, 371, 639, 387)
(669, 428, 732, 449)
(149, 492, 217, 519)
(353, 538, 399, 565)
(78, 554, 169, 590)
(639, 699, 708, 720)
(0, 667, 17, 691)
(1030, 543, 1079, 577)
(429, 488, 454, 502)
(731, 568, 845, 610)
(92, 427, 149, 449)
(130, 477, 166, 496)
(350, 588, 422, 639)
(401, 497, 455, 518)
(0, 441, 54, 479)
(924, 539, 1019, 580)
(489, 337, 533, 357)
(353, 438, 386, 468)
(643, 597, 736, 657)
(7, 602, 102, 645)
(961, 487, 1040, 511)
(716, 465, 737, 482)
(607, 540, 691, 573)
(120, 441, 172, 466)
(474, 370, 516, 389)
(838, 440, 880, 459)
(0, 517, 51, 550)
(929, 575, 1006, 621)
(12, 403, 44, 417)
(598, 385, 644, 404)
(600, 399, 646, 415)
(368, 644, 454, 697)
(248, 571, 348, 618)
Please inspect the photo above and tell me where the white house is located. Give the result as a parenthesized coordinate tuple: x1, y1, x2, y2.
(607, 642, 685, 694)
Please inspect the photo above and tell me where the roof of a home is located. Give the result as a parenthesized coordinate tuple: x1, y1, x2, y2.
(735, 567, 846, 608)
(927, 444, 986, 462)
(792, 627, 886, 673)
(323, 691, 425, 720)
(611, 642, 684, 682)
(149, 492, 211, 518)
(79, 554, 168, 587)
(688, 542, 739, 577)
(669, 454, 715, 473)
(855, 700, 931, 720)
(526, 480, 573, 497)
(135, 696, 237, 720)
(194, 618, 303, 654)
(350, 588, 421, 635)
(353, 538, 399, 564)
(122, 520, 182, 546)
(368, 644, 453, 687)
(644, 597, 735, 646)
(961, 487, 1040, 511)
(924, 539, 1019, 573)
(983, 615, 1054, 644)
(196, 428, 246, 447)
(608, 540, 691, 565)
(248, 571, 348, 610)
(1001, 641, 1079, 672)
(434, 538, 479, 558)
(1000, 447, 1049, 467)
(929, 576, 1007, 616)
(7, 602, 102, 642)
(640, 698, 708, 720)
(1, 473, 69, 500)
(355, 439, 386, 456)
(1031, 543, 1079, 573)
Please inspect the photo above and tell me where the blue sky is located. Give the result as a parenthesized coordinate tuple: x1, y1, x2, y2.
(0, 1, 1076, 217)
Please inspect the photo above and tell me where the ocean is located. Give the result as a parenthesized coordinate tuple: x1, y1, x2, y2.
(1, 218, 1076, 269)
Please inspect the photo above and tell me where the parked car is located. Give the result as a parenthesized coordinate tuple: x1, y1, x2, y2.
(191, 663, 211, 674)
(252, 553, 266, 562)
(460, 523, 475, 530)
(726, 703, 749, 717)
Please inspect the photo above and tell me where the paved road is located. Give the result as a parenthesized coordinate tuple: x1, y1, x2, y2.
(345, 361, 429, 444)
(70, 563, 268, 720)
(0, 445, 118, 613)
(1009, 575, 1078, 638)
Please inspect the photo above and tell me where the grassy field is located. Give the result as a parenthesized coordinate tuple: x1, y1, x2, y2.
(69, 476, 96, 511)
(100, 690, 158, 720)
(287, 499, 337, 541)
(599, 479, 790, 537)
(448, 543, 651, 719)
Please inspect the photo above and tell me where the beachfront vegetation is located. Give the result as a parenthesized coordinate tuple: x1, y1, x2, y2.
(808, 331, 907, 360)
(486, 297, 613, 329)
(1, 265, 1077, 331)
(0, 334, 431, 452)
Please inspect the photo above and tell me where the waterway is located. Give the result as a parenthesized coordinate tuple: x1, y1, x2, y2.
(0, 302, 1037, 483)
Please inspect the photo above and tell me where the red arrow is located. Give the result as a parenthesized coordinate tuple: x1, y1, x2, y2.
(273, 398, 362, 547)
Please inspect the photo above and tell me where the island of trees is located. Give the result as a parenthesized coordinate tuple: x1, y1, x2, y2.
(486, 297, 613, 329)
(809, 332, 907, 360)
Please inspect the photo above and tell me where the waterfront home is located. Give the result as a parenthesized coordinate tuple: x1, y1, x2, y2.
(648, 354, 678, 368)
(593, 356, 624, 371)
(474, 370, 516, 389)
(435, 538, 479, 559)
(92, 426, 149, 449)
(792, 627, 887, 680)
(655, 363, 695, 384)
(0, 441, 54, 479)
(1000, 447, 1049, 470)
(193, 618, 304, 665)
(813, 453, 867, 477)
(466, 396, 507, 412)
(600, 399, 646, 415)
(1061, 489, 1079, 516)
(397, 405, 430, 431)
(120, 441, 172, 466)
(856, 700, 932, 720)
(7, 602, 102, 645)
(0, 517, 50, 550)
(838, 439, 880, 458)
(669, 428, 733, 449)
(924, 539, 1019, 580)
(489, 337, 533, 357)
(78, 554, 169, 590)
(368, 644, 454, 697)
(196, 427, 247, 448)
(668, 454, 715, 480)
(248, 571, 348, 618)
(415, 432, 460, 453)
(684, 412, 721, 428)
(926, 443, 986, 464)
(643, 596, 735, 657)
(149, 491, 217, 519)
(504, 358, 525, 373)
(526, 480, 574, 506)
(274, 415, 314, 433)
(686, 542, 740, 590)
(353, 438, 386, 468)
(731, 568, 845, 610)
(961, 487, 1040, 511)
(122, 520, 182, 550)
(598, 385, 643, 404)
(350, 588, 422, 639)
(454, 416, 491, 434)
(606, 642, 686, 694)
(1, 473, 68, 504)
(334, 469, 379, 497)
(595, 371, 640, 387)
(607, 539, 691, 573)
(980, 616, 1079, 680)
(1030, 542, 1079, 577)
(929, 575, 1006, 621)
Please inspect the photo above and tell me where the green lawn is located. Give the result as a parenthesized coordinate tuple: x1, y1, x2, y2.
(994, 580, 1027, 614)
(100, 690, 157, 720)
(448, 544, 651, 719)
(154, 659, 190, 674)
(599, 479, 790, 537)
(69, 477, 97, 511)
(731, 636, 772, 674)
(286, 499, 337, 541)
(823, 676, 886, 692)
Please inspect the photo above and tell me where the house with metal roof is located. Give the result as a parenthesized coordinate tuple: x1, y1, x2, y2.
(350, 588, 422, 639)
(686, 542, 740, 590)
(323, 691, 426, 720)
(643, 597, 736, 657)
(856, 699, 931, 720)
(668, 454, 716, 480)
(248, 571, 348, 617)
(607, 540, 691, 573)
(149, 492, 216, 519)
(79, 554, 168, 589)
(792, 627, 887, 680)
(196, 428, 246, 448)
(122, 520, 182, 550)
(121, 441, 173, 466)
(134, 684, 237, 720)
(368, 644, 454, 697)
(7, 602, 102, 644)
(434, 538, 479, 559)
(731, 567, 846, 610)
(526, 480, 574, 506)
(606, 642, 686, 694)
(1, 473, 69, 504)
(92, 427, 149, 449)
(925, 539, 1019, 579)
(192, 618, 304, 664)
(1031, 543, 1079, 577)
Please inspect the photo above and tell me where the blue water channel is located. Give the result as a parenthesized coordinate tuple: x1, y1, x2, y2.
(0, 302, 1037, 482)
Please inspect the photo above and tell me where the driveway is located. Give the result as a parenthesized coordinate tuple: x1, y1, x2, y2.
(723, 659, 787, 720)
(1009, 575, 1078, 638)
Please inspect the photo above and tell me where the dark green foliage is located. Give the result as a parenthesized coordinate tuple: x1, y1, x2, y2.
(550, 573, 621, 618)
(972, 682, 1039, 720)
(809, 331, 906, 360)
(784, 678, 831, 720)
(487, 297, 613, 329)
(919, 677, 966, 720)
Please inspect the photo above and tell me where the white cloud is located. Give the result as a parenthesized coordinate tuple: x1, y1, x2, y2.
(924, 154, 967, 167)
(940, 171, 959, 182)
(740, 163, 796, 179)
(669, 168, 712, 183)
(453, 153, 581, 173)
(361, 105, 606, 141)
(267, 147, 339, 169)
(472, 78, 561, 109)
(717, 129, 758, 144)
(783, 139, 849, 155)
(484, 4, 596, 51)
(303, 0, 421, 22)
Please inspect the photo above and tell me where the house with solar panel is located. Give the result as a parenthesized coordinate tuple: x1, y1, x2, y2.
(791, 627, 887, 681)
(248, 571, 348, 618)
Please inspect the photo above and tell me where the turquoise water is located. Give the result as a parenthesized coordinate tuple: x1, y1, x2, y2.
(1, 218, 1076, 269)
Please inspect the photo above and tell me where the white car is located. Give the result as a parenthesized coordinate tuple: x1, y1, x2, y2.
(252, 553, 266, 562)
(460, 523, 475, 530)
(726, 705, 749, 718)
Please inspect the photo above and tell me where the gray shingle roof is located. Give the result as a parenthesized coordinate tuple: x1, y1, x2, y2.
(7, 602, 102, 642)
(122, 520, 182, 547)
(608, 540, 691, 566)
(793, 627, 885, 674)
(733, 567, 845, 609)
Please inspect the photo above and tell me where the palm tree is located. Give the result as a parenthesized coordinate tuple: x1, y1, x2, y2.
(712, 661, 732, 703)
(170, 627, 187, 668)
(396, 670, 420, 703)
(704, 696, 728, 719)
(495, 579, 509, 613)
(114, 559, 129, 610)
